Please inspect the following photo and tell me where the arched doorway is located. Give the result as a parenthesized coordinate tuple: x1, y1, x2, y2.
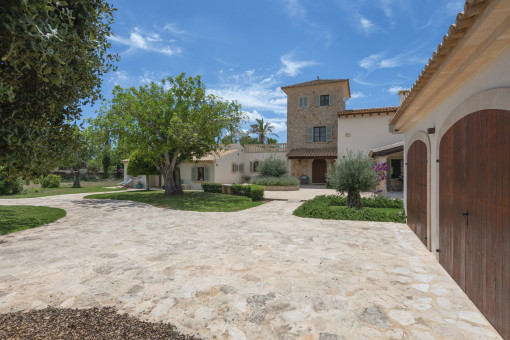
(312, 159, 327, 183)
(439, 109, 510, 339)
(406, 140, 428, 246)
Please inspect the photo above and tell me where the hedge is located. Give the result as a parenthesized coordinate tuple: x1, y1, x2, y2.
(293, 195, 405, 223)
(252, 175, 299, 186)
(201, 183, 222, 193)
(231, 184, 264, 201)
(39, 174, 61, 188)
(327, 195, 404, 209)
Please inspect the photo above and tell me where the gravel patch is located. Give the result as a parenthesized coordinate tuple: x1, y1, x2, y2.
(0, 307, 201, 340)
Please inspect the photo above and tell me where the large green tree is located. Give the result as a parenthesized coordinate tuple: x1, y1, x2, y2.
(99, 73, 244, 195)
(249, 118, 278, 144)
(0, 0, 118, 179)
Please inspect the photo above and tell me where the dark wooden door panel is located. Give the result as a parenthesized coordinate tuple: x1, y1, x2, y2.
(439, 109, 510, 340)
(312, 159, 327, 183)
(407, 140, 428, 246)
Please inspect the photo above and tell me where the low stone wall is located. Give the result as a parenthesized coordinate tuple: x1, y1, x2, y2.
(263, 185, 299, 191)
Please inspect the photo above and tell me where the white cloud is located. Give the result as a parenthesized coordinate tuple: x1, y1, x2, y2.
(163, 22, 188, 39)
(278, 53, 318, 77)
(283, 0, 306, 20)
(359, 17, 375, 35)
(388, 86, 405, 94)
(359, 51, 427, 71)
(109, 70, 130, 85)
(245, 110, 287, 134)
(109, 27, 181, 56)
(351, 92, 366, 99)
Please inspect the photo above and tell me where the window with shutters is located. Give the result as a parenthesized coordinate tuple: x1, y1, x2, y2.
(320, 95, 329, 106)
(314, 126, 326, 142)
(197, 167, 205, 181)
(299, 96, 308, 108)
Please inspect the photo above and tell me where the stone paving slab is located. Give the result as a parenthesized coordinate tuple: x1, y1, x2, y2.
(0, 193, 502, 339)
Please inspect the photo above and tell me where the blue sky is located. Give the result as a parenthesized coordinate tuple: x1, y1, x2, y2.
(83, 0, 466, 142)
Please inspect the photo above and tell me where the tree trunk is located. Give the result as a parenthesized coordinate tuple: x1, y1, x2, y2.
(347, 190, 362, 210)
(72, 170, 81, 188)
(162, 165, 183, 196)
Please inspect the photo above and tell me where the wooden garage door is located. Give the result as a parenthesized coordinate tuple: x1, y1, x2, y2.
(439, 109, 510, 340)
(407, 140, 428, 246)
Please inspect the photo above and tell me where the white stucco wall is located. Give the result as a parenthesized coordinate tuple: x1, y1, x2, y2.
(402, 45, 510, 259)
(213, 149, 245, 186)
(338, 115, 403, 155)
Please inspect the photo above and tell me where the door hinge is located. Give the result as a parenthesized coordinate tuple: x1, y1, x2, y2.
(436, 159, 440, 163)
(436, 249, 440, 252)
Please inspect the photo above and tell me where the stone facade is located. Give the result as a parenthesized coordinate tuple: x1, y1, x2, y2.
(282, 79, 350, 183)
(290, 159, 335, 181)
(283, 80, 349, 150)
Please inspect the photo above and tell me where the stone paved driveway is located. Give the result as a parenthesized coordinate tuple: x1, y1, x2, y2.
(0, 194, 501, 339)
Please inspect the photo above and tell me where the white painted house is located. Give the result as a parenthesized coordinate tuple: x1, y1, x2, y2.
(390, 0, 510, 337)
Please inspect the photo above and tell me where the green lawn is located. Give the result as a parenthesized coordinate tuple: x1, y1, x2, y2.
(85, 191, 264, 212)
(293, 195, 406, 223)
(0, 180, 126, 199)
(0, 205, 66, 235)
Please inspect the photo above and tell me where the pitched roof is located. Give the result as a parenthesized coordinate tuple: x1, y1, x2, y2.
(338, 106, 399, 117)
(287, 147, 337, 159)
(281, 79, 348, 90)
(369, 141, 404, 157)
(192, 148, 239, 162)
(390, 0, 491, 126)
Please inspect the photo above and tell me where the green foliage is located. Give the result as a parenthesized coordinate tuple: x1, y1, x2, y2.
(39, 174, 61, 188)
(97, 72, 244, 195)
(0, 0, 118, 180)
(266, 138, 278, 144)
(327, 150, 378, 209)
(86, 158, 101, 172)
(258, 154, 287, 177)
(230, 184, 252, 197)
(326, 195, 404, 209)
(249, 119, 279, 144)
(201, 183, 222, 193)
(0, 166, 24, 195)
(249, 185, 264, 201)
(252, 175, 299, 186)
(85, 191, 263, 212)
(0, 206, 66, 235)
(293, 195, 406, 223)
(230, 184, 264, 201)
(127, 151, 158, 176)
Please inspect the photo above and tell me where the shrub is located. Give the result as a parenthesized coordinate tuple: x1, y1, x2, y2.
(258, 154, 287, 177)
(249, 185, 264, 201)
(327, 150, 378, 209)
(39, 174, 61, 188)
(202, 183, 222, 193)
(242, 175, 251, 183)
(230, 184, 264, 201)
(231, 184, 251, 197)
(0, 166, 24, 195)
(293, 195, 405, 223)
(252, 175, 299, 186)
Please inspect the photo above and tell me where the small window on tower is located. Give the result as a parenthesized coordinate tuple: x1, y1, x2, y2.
(320, 95, 329, 106)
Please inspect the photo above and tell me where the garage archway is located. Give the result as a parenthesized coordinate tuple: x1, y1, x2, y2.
(439, 109, 510, 339)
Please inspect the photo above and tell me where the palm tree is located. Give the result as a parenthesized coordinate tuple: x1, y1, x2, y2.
(249, 118, 279, 144)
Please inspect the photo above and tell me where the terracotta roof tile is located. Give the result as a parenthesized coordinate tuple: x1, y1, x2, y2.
(287, 147, 337, 159)
(281, 79, 348, 90)
(192, 148, 239, 162)
(391, 0, 491, 125)
(338, 106, 399, 117)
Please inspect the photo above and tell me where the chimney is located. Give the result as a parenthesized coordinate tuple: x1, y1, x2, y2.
(398, 90, 410, 105)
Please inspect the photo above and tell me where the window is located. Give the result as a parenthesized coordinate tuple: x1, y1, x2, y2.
(197, 167, 205, 181)
(314, 126, 326, 142)
(253, 161, 259, 172)
(299, 96, 308, 108)
(320, 95, 329, 106)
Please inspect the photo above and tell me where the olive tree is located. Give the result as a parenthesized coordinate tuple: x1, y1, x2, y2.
(99, 73, 244, 195)
(327, 150, 378, 210)
(0, 0, 118, 180)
